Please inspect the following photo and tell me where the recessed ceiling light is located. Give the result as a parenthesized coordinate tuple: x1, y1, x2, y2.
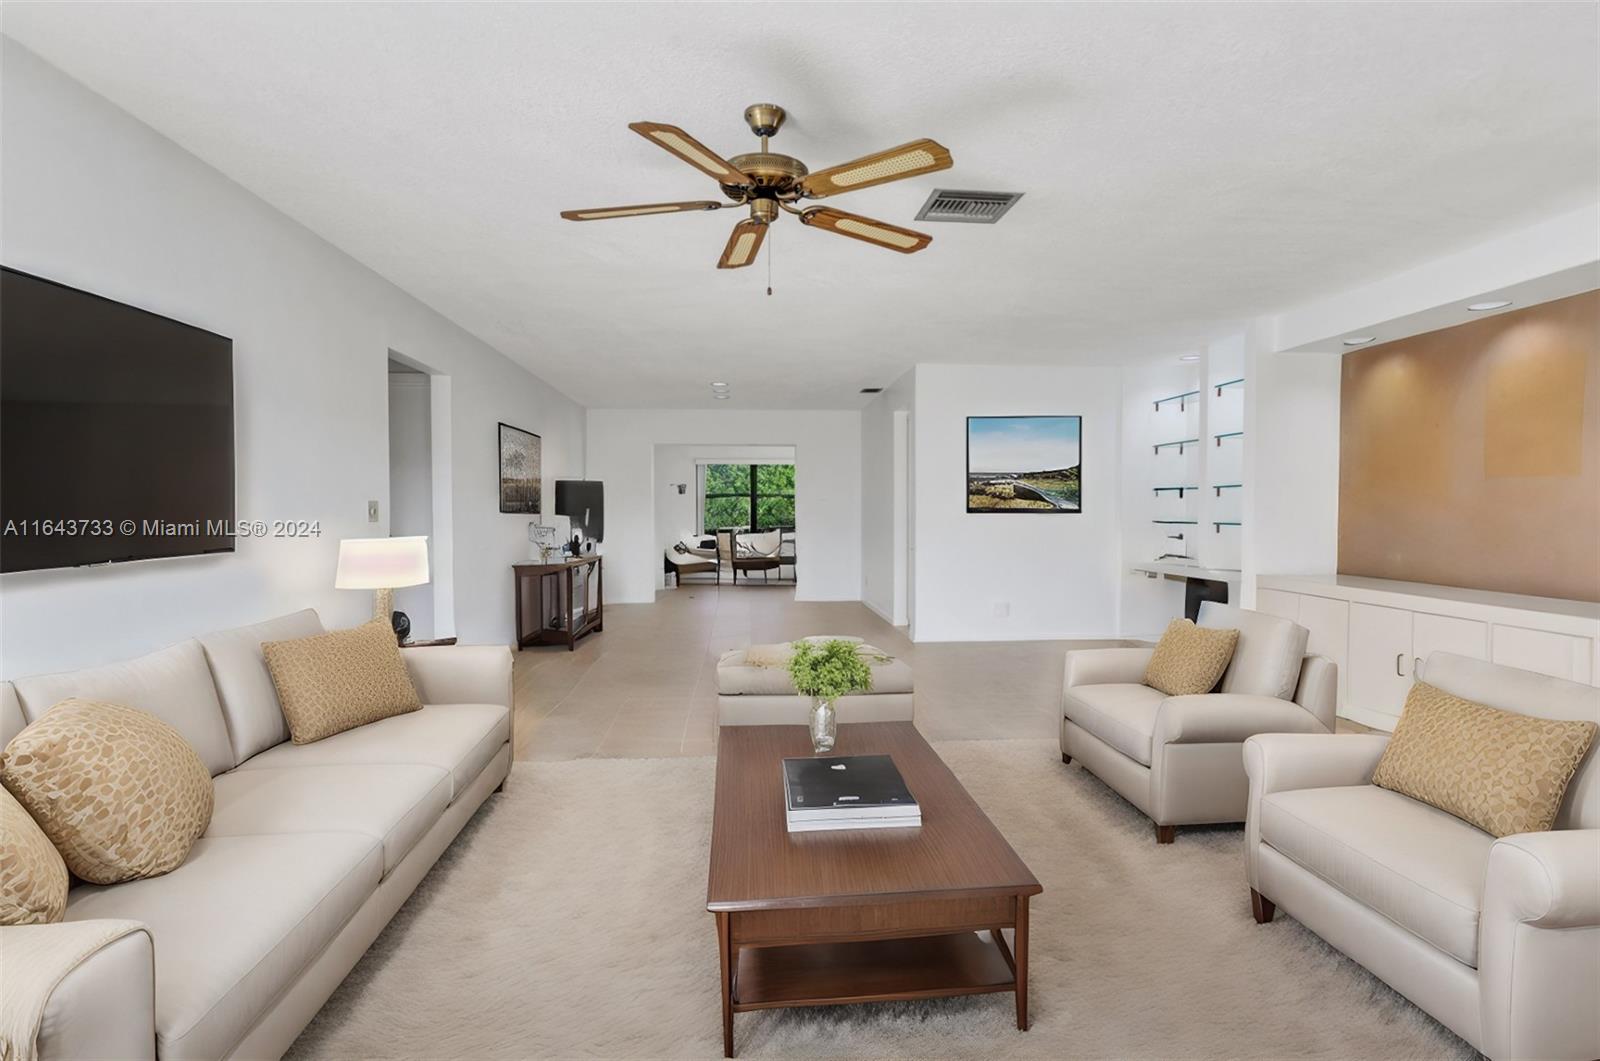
(1343, 336, 1377, 346)
(1178, 354, 1200, 362)
(712, 393, 730, 400)
(1467, 300, 1513, 312)
(710, 381, 728, 388)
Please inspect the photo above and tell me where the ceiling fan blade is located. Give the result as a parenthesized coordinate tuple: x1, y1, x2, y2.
(798, 138, 953, 198)
(629, 122, 752, 186)
(560, 200, 724, 221)
(798, 207, 932, 254)
(717, 219, 768, 269)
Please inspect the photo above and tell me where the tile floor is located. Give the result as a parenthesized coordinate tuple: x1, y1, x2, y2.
(512, 584, 1132, 760)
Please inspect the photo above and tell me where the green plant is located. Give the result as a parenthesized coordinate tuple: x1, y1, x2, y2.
(787, 639, 880, 702)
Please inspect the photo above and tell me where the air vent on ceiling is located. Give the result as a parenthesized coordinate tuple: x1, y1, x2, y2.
(914, 189, 1023, 224)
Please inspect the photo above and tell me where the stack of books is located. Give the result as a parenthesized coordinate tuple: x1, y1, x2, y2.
(782, 754, 921, 833)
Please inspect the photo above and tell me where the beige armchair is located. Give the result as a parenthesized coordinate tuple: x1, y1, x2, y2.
(1061, 602, 1336, 842)
(1244, 653, 1599, 1061)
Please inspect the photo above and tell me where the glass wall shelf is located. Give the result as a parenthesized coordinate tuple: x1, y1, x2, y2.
(1153, 438, 1200, 454)
(1214, 377, 1245, 396)
(1153, 485, 1199, 497)
(1213, 521, 1242, 531)
(1212, 483, 1243, 495)
(1154, 389, 1200, 411)
(1153, 519, 1199, 525)
(1213, 431, 1244, 445)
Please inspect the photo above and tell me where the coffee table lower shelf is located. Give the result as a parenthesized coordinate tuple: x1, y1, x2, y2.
(732, 931, 1017, 1012)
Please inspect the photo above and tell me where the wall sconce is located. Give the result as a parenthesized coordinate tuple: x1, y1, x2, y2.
(675, 483, 687, 494)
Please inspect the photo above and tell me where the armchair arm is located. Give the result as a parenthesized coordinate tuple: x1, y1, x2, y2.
(1242, 733, 1389, 889)
(1479, 830, 1600, 1061)
(1064, 647, 1153, 689)
(1155, 694, 1328, 747)
(402, 644, 513, 709)
(2, 920, 154, 1061)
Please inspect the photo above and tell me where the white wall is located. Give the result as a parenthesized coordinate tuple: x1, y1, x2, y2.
(387, 370, 434, 637)
(911, 364, 1124, 642)
(653, 443, 794, 588)
(587, 409, 861, 604)
(0, 42, 584, 675)
(860, 369, 915, 627)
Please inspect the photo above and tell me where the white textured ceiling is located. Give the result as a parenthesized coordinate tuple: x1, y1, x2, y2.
(4, 2, 1596, 408)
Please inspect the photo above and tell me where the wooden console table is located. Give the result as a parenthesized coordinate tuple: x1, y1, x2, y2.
(514, 557, 603, 651)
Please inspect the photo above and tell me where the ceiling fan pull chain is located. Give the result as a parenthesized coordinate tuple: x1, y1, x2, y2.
(767, 223, 773, 296)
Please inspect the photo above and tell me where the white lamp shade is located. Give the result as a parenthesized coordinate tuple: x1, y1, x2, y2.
(334, 536, 429, 589)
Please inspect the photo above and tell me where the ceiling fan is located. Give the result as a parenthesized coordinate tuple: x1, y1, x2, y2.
(560, 103, 952, 269)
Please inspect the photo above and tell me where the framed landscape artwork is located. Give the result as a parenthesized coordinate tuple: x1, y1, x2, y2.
(966, 415, 1082, 513)
(498, 422, 541, 514)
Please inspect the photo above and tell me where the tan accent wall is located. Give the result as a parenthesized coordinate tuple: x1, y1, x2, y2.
(1339, 289, 1600, 603)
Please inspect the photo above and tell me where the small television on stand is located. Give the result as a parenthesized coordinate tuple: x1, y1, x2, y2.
(553, 480, 603, 551)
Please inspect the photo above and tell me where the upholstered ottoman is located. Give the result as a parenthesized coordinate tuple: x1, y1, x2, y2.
(716, 641, 914, 726)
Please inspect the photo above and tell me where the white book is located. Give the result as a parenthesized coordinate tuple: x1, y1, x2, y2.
(786, 813, 923, 833)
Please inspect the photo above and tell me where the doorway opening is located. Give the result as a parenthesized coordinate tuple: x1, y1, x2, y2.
(387, 352, 453, 638)
(655, 443, 797, 590)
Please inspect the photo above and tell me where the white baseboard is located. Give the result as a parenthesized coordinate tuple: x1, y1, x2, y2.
(862, 598, 899, 626)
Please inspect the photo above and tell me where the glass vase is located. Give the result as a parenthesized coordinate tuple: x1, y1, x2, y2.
(809, 697, 837, 754)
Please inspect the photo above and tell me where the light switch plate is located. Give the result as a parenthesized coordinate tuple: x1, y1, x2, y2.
(368, 500, 380, 522)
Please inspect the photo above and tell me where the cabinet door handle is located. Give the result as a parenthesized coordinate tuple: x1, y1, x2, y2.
(1395, 652, 1405, 677)
(1415, 656, 1423, 678)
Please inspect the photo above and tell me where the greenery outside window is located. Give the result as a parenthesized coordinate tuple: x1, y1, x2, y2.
(702, 463, 795, 532)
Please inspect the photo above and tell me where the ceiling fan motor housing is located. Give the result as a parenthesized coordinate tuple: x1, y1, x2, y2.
(743, 103, 786, 137)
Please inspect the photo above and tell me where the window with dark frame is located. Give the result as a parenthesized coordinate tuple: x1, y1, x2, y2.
(701, 463, 795, 532)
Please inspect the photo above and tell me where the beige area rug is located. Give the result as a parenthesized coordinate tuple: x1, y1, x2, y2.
(287, 742, 1473, 1059)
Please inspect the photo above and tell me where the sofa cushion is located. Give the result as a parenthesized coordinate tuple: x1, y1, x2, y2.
(1373, 681, 1597, 838)
(1061, 683, 1166, 767)
(1199, 602, 1308, 701)
(199, 609, 325, 766)
(10, 640, 235, 776)
(1144, 618, 1239, 696)
(208, 763, 450, 875)
(2, 700, 214, 885)
(233, 703, 508, 800)
(1260, 784, 1492, 967)
(1, 785, 67, 924)
(263, 620, 423, 744)
(64, 832, 381, 1060)
(718, 645, 910, 696)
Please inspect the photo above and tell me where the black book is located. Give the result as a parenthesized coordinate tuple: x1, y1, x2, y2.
(782, 755, 919, 822)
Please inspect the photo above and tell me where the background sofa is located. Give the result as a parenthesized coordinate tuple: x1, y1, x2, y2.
(1244, 652, 1599, 1061)
(1062, 602, 1336, 841)
(0, 609, 513, 1061)
(716, 642, 913, 726)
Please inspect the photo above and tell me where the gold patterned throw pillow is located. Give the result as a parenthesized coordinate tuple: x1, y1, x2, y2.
(0, 785, 68, 924)
(1373, 681, 1598, 838)
(1143, 619, 1240, 696)
(1, 699, 213, 885)
(263, 619, 422, 744)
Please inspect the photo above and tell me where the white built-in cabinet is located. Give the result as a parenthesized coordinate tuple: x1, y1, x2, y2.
(1256, 574, 1599, 731)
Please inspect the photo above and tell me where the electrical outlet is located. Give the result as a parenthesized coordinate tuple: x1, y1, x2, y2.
(368, 500, 379, 523)
(993, 602, 1010, 619)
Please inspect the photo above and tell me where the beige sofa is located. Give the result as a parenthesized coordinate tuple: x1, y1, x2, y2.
(1244, 652, 1599, 1061)
(716, 643, 913, 725)
(0, 609, 512, 1061)
(1062, 602, 1336, 842)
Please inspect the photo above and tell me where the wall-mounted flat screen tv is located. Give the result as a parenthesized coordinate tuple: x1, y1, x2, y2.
(1, 268, 235, 573)
(554, 479, 604, 543)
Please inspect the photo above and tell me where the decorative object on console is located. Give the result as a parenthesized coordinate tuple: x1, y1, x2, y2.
(786, 639, 882, 754)
(1371, 680, 1597, 837)
(967, 415, 1082, 512)
(498, 422, 541, 514)
(261, 620, 423, 744)
(1143, 617, 1240, 696)
(0, 699, 213, 885)
(0, 785, 68, 924)
(334, 535, 430, 641)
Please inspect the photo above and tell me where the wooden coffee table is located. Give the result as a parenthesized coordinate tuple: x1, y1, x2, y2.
(707, 722, 1042, 1057)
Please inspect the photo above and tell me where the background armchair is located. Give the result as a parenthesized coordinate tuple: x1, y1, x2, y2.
(1244, 653, 1599, 1061)
(1061, 602, 1335, 842)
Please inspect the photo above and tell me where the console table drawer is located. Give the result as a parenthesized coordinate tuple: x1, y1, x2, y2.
(730, 895, 1017, 946)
